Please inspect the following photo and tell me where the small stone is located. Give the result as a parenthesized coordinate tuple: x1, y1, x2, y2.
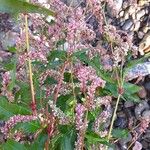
(122, 1, 128, 9)
(0, 121, 5, 127)
(114, 0, 123, 12)
(134, 21, 141, 31)
(143, 26, 150, 33)
(122, 19, 133, 31)
(38, 0, 47, 3)
(141, 140, 149, 149)
(128, 5, 136, 15)
(138, 31, 145, 39)
(132, 13, 136, 20)
(123, 11, 129, 20)
(86, 15, 99, 30)
(138, 86, 147, 99)
(139, 31, 150, 55)
(130, 24, 134, 31)
(62, 0, 84, 7)
(1, 32, 18, 50)
(136, 9, 145, 20)
(138, 0, 149, 6)
(145, 82, 150, 92)
(135, 101, 150, 120)
(142, 110, 150, 121)
(114, 116, 127, 128)
(119, 10, 124, 18)
(124, 101, 134, 108)
(107, 0, 123, 17)
(120, 21, 124, 26)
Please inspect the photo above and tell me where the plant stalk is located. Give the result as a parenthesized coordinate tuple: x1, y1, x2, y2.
(25, 14, 37, 115)
(107, 94, 121, 140)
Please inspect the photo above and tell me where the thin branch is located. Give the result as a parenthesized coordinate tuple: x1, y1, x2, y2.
(25, 14, 37, 115)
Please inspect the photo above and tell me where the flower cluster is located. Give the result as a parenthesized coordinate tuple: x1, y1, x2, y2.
(95, 96, 112, 107)
(93, 105, 112, 136)
(75, 65, 105, 108)
(75, 103, 87, 130)
(75, 104, 88, 150)
(48, 1, 96, 54)
(0, 115, 37, 136)
(1, 71, 14, 101)
(75, 132, 84, 150)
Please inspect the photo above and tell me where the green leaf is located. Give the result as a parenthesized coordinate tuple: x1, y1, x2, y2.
(58, 128, 76, 150)
(15, 81, 31, 104)
(3, 63, 14, 71)
(112, 128, 129, 139)
(85, 131, 109, 145)
(0, 96, 31, 120)
(47, 50, 67, 61)
(30, 130, 48, 150)
(15, 120, 41, 133)
(8, 47, 17, 53)
(0, 0, 55, 16)
(51, 125, 76, 150)
(2, 140, 27, 150)
(123, 83, 141, 95)
(122, 93, 140, 103)
(56, 94, 73, 112)
(104, 82, 118, 97)
(8, 57, 17, 91)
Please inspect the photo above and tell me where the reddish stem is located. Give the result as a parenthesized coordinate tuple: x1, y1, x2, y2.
(54, 61, 68, 103)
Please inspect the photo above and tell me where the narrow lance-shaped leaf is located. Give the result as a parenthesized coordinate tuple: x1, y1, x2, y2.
(0, 0, 55, 16)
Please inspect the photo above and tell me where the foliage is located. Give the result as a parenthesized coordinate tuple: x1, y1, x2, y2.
(0, 0, 54, 16)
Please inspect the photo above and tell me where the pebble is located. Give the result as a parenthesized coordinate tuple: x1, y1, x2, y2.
(130, 24, 134, 31)
(124, 101, 134, 108)
(38, 0, 47, 3)
(143, 26, 150, 34)
(144, 81, 150, 92)
(138, 31, 145, 39)
(136, 9, 146, 20)
(86, 15, 99, 30)
(123, 11, 129, 20)
(122, 19, 133, 31)
(122, 1, 128, 9)
(119, 10, 124, 18)
(138, 0, 149, 6)
(139, 31, 150, 55)
(0, 121, 5, 127)
(141, 140, 149, 149)
(142, 110, 150, 121)
(114, 0, 123, 12)
(134, 101, 150, 120)
(1, 32, 18, 50)
(62, 0, 84, 7)
(128, 5, 136, 15)
(138, 86, 147, 99)
(107, 0, 123, 17)
(114, 116, 127, 128)
(134, 21, 141, 31)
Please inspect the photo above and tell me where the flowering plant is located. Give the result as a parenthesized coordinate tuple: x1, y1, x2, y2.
(0, 0, 149, 149)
